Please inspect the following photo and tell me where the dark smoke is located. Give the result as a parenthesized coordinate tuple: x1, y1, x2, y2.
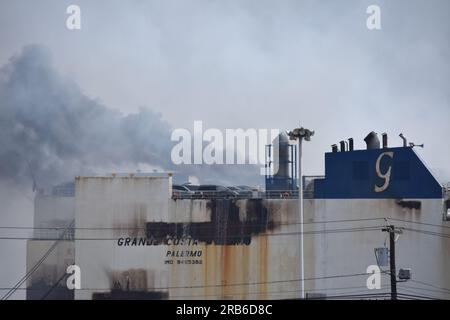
(0, 45, 261, 188)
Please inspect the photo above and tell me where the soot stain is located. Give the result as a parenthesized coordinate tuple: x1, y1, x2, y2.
(146, 199, 275, 245)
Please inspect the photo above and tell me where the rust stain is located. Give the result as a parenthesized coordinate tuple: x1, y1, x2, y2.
(146, 199, 275, 245)
(212, 244, 250, 299)
(258, 235, 268, 299)
(135, 199, 280, 299)
(223, 245, 236, 299)
(221, 245, 227, 298)
(241, 245, 249, 299)
(203, 243, 209, 298)
(204, 244, 219, 299)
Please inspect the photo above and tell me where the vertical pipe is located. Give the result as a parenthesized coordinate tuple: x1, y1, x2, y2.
(331, 144, 338, 153)
(289, 145, 295, 190)
(348, 138, 354, 151)
(265, 145, 268, 177)
(294, 145, 297, 189)
(382, 133, 388, 149)
(399, 134, 407, 147)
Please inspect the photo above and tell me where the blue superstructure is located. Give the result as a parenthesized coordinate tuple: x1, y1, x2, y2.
(314, 146, 443, 199)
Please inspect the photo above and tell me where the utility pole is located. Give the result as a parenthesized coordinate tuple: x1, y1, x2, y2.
(382, 225, 401, 300)
(288, 127, 314, 299)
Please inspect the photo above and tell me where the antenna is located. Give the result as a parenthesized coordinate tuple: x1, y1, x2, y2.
(408, 142, 424, 148)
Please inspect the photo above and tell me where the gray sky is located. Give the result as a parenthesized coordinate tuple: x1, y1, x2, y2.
(0, 0, 449, 298)
(0, 0, 448, 177)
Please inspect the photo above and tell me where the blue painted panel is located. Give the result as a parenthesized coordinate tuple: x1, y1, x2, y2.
(314, 147, 442, 199)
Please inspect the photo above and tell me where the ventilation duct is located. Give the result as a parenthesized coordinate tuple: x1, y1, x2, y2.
(331, 144, 338, 153)
(364, 131, 380, 150)
(348, 138, 354, 151)
(399, 133, 407, 147)
(382, 133, 388, 149)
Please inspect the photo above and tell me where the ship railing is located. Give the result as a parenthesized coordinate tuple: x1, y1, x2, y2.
(172, 190, 254, 200)
(171, 190, 315, 200)
(263, 190, 315, 199)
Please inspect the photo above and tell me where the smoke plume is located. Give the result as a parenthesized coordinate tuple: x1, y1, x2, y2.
(0, 45, 261, 189)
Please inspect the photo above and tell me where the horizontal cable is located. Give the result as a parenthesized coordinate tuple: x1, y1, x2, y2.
(1, 272, 374, 292)
(0, 226, 383, 240)
(0, 217, 386, 230)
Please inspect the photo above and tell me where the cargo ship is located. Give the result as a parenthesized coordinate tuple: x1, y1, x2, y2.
(24, 131, 450, 300)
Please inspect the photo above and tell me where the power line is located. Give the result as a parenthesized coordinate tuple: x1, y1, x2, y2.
(0, 271, 373, 292)
(3, 224, 450, 241)
(306, 292, 391, 300)
(4, 284, 389, 293)
(0, 225, 384, 241)
(167, 284, 393, 299)
(40, 272, 68, 300)
(408, 278, 450, 293)
(101, 271, 373, 291)
(3, 214, 449, 299)
(2, 287, 437, 300)
(0, 217, 386, 230)
(4, 263, 447, 300)
(1, 240, 61, 300)
(382, 272, 450, 294)
(387, 218, 450, 230)
(308, 292, 438, 300)
(170, 289, 388, 299)
(3, 222, 449, 241)
(1, 216, 448, 232)
(0, 220, 74, 300)
(398, 287, 443, 300)
(399, 284, 450, 296)
(395, 292, 439, 300)
(400, 227, 450, 239)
